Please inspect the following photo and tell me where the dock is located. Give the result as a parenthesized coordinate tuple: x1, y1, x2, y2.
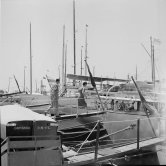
(65, 137, 166, 166)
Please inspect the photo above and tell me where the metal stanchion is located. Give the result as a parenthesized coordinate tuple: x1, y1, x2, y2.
(94, 120, 100, 161)
(137, 118, 140, 150)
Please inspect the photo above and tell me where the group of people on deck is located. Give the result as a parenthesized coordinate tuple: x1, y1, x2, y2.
(106, 99, 136, 111)
(95, 99, 136, 111)
(50, 80, 88, 117)
(50, 79, 137, 116)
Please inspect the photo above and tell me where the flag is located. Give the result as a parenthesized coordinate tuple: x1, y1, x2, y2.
(85, 60, 96, 88)
(131, 76, 159, 116)
(153, 38, 161, 45)
(46, 75, 56, 89)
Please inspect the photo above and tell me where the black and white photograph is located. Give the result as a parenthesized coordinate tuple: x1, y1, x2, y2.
(1, 0, 166, 165)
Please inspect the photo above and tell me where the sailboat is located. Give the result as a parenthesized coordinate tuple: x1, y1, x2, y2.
(21, 3, 165, 157)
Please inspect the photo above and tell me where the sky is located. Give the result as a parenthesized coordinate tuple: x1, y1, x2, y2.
(1, 0, 166, 92)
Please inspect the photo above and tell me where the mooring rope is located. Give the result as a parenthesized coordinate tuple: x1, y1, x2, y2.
(75, 120, 100, 155)
(75, 123, 136, 147)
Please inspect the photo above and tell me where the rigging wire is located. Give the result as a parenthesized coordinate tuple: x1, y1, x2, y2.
(76, 120, 100, 154)
(75, 124, 136, 147)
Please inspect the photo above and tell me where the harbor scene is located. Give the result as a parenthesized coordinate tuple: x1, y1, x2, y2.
(1, 0, 166, 165)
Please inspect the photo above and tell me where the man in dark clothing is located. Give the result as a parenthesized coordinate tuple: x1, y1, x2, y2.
(78, 82, 87, 108)
(128, 101, 135, 111)
(110, 99, 114, 110)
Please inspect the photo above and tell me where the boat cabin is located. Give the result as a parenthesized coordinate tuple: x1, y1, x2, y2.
(1, 105, 63, 166)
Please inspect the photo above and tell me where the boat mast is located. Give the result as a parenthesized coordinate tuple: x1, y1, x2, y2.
(35, 80, 38, 93)
(62, 25, 65, 91)
(140, 41, 155, 87)
(40, 80, 43, 94)
(93, 66, 95, 76)
(80, 46, 83, 75)
(150, 36, 155, 87)
(73, 0, 76, 76)
(30, 22, 32, 94)
(152, 45, 155, 87)
(8, 77, 12, 93)
(72, 0, 76, 86)
(64, 43, 67, 88)
(85, 24, 88, 76)
(135, 65, 137, 80)
(24, 66, 26, 92)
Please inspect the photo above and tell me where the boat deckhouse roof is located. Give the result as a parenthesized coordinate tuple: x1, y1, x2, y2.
(0, 104, 56, 139)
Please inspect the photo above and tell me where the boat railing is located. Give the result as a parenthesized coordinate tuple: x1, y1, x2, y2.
(66, 116, 166, 162)
(1, 135, 63, 166)
(1, 135, 61, 153)
(45, 96, 100, 116)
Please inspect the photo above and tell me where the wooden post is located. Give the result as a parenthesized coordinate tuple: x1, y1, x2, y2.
(94, 120, 100, 161)
(137, 118, 140, 150)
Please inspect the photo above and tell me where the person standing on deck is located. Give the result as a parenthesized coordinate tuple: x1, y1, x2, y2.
(78, 82, 87, 108)
(50, 79, 60, 117)
(110, 99, 114, 110)
(114, 101, 119, 111)
(128, 101, 135, 111)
